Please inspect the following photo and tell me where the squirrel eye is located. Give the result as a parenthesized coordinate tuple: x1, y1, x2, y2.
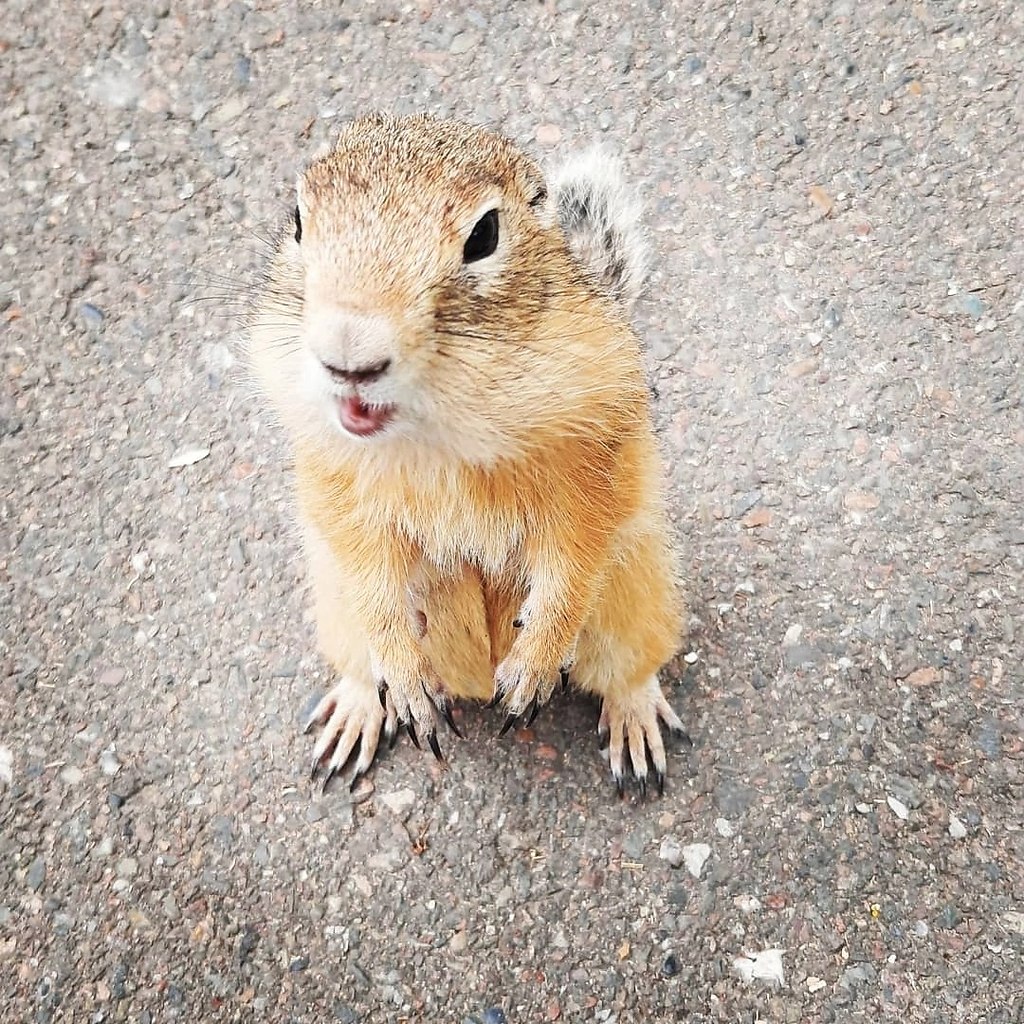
(462, 209, 499, 264)
(293, 206, 302, 244)
(529, 187, 547, 208)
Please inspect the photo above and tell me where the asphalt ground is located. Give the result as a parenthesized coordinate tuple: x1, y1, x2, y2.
(2, 1, 1022, 1021)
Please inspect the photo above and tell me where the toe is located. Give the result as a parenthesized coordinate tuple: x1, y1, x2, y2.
(349, 728, 381, 785)
(627, 723, 649, 793)
(655, 693, 686, 734)
(326, 717, 364, 778)
(310, 702, 348, 772)
(645, 722, 669, 780)
(302, 691, 337, 735)
(382, 697, 399, 747)
(597, 704, 611, 749)
(607, 717, 627, 790)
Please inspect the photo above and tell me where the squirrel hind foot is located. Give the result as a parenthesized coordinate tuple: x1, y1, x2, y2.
(597, 676, 685, 799)
(552, 145, 649, 311)
(306, 678, 398, 789)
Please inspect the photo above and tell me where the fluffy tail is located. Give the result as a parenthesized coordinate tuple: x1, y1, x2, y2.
(552, 146, 649, 311)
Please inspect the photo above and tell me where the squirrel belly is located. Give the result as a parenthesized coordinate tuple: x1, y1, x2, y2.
(248, 114, 685, 795)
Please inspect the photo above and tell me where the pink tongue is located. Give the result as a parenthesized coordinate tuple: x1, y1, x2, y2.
(338, 396, 391, 437)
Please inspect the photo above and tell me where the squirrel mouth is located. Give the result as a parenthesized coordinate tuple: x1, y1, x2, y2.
(337, 396, 394, 437)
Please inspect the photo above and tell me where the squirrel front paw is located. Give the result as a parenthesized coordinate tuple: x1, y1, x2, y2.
(491, 637, 572, 734)
(369, 648, 459, 762)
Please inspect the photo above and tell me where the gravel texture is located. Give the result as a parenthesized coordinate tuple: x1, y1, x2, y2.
(2, 1, 1022, 1021)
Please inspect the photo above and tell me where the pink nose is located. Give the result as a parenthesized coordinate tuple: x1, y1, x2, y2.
(321, 358, 391, 385)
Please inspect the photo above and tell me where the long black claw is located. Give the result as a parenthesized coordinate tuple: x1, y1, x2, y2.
(597, 728, 610, 751)
(485, 692, 504, 710)
(349, 767, 366, 792)
(441, 705, 464, 739)
(560, 668, 569, 692)
(377, 684, 388, 710)
(637, 775, 648, 800)
(614, 774, 625, 799)
(310, 755, 322, 781)
(320, 766, 337, 794)
(302, 715, 318, 736)
(388, 725, 400, 750)
(655, 770, 666, 797)
(406, 721, 421, 750)
(525, 698, 540, 728)
(499, 713, 518, 737)
(427, 730, 444, 763)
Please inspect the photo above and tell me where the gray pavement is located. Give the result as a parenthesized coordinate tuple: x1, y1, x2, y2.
(2, 1, 1022, 1021)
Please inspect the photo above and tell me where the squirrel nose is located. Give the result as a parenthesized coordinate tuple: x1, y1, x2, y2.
(321, 358, 391, 385)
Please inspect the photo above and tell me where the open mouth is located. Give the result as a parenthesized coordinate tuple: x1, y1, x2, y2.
(337, 395, 395, 437)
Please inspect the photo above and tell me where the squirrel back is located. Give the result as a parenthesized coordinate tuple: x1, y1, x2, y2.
(552, 147, 648, 311)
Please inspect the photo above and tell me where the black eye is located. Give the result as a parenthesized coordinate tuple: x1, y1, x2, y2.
(463, 209, 499, 264)
(293, 206, 302, 244)
(529, 187, 547, 208)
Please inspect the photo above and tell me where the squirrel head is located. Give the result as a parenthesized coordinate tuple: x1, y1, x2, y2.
(250, 113, 634, 467)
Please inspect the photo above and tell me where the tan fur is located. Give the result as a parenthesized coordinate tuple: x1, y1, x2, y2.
(249, 113, 685, 792)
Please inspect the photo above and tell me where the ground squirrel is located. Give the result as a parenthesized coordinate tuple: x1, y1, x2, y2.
(248, 113, 686, 797)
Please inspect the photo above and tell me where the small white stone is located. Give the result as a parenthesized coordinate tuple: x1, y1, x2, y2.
(734, 895, 762, 913)
(1001, 912, 1024, 935)
(913, 920, 929, 938)
(0, 745, 12, 787)
(734, 948, 785, 986)
(782, 624, 803, 646)
(659, 836, 684, 868)
(715, 817, 735, 838)
(855, 802, 872, 814)
(89, 69, 142, 110)
(380, 787, 417, 818)
(168, 444, 210, 468)
(99, 748, 120, 777)
(949, 638, 963, 653)
(806, 976, 826, 993)
(60, 766, 84, 786)
(682, 843, 711, 878)
(116, 856, 138, 878)
(94, 837, 115, 859)
(683, 651, 699, 664)
(948, 814, 968, 839)
(886, 795, 909, 821)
